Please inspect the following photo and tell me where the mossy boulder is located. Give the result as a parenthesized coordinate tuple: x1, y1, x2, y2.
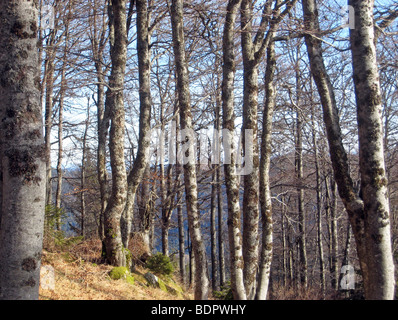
(164, 281, 184, 298)
(109, 267, 129, 280)
(158, 278, 167, 292)
(109, 266, 135, 285)
(144, 272, 185, 297)
(132, 272, 149, 287)
(144, 272, 167, 293)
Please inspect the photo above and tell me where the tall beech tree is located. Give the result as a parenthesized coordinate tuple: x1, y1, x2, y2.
(88, 0, 110, 244)
(240, 0, 297, 299)
(0, 0, 46, 300)
(103, 0, 128, 267)
(121, 0, 153, 249)
(221, 0, 246, 300)
(302, 0, 395, 299)
(349, 0, 395, 299)
(170, 0, 210, 300)
(256, 35, 277, 300)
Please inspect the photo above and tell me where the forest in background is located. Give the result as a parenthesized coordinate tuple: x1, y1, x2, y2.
(0, 0, 397, 300)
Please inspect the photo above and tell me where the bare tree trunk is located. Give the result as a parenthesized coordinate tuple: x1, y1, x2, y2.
(90, 0, 110, 244)
(221, 0, 246, 301)
(240, 0, 296, 298)
(256, 40, 276, 300)
(213, 91, 226, 288)
(44, 36, 55, 208)
(170, 0, 210, 300)
(339, 222, 352, 298)
(291, 232, 296, 286)
(122, 0, 152, 249)
(301, 0, 368, 291)
(96, 73, 109, 244)
(349, 0, 395, 300)
(55, 84, 64, 219)
(174, 112, 186, 285)
(81, 149, 86, 238)
(214, 98, 225, 289)
(281, 199, 288, 286)
(160, 144, 169, 256)
(216, 165, 226, 288)
(294, 69, 308, 289)
(103, 0, 128, 267)
(0, 126, 2, 230)
(81, 99, 91, 238)
(137, 165, 153, 255)
(311, 105, 325, 296)
(160, 216, 170, 256)
(55, 4, 73, 226)
(302, 0, 395, 299)
(240, 0, 261, 298)
(325, 175, 339, 291)
(160, 134, 174, 257)
(177, 186, 185, 285)
(0, 0, 46, 299)
(210, 168, 219, 292)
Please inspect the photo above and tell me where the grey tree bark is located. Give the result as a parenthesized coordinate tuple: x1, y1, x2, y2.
(349, 0, 395, 300)
(175, 112, 186, 285)
(103, 0, 128, 267)
(240, 0, 262, 298)
(301, 0, 367, 289)
(221, 0, 247, 301)
(43, 31, 55, 208)
(55, 2, 73, 225)
(302, 0, 395, 299)
(177, 182, 185, 285)
(170, 0, 210, 300)
(311, 104, 325, 296)
(256, 38, 276, 300)
(216, 164, 226, 288)
(80, 100, 91, 237)
(0, 0, 46, 300)
(325, 175, 339, 291)
(240, 0, 297, 299)
(89, 0, 110, 245)
(292, 61, 308, 288)
(121, 0, 153, 249)
(210, 168, 219, 292)
(137, 165, 153, 255)
(214, 96, 226, 288)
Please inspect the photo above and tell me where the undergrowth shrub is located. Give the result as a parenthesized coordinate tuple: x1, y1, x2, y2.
(213, 281, 233, 300)
(44, 205, 83, 251)
(146, 252, 174, 276)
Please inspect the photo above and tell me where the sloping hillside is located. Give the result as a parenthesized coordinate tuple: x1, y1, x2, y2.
(39, 239, 192, 300)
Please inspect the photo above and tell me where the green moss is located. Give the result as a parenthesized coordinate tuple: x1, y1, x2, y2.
(164, 281, 184, 298)
(123, 247, 133, 269)
(109, 266, 135, 286)
(158, 278, 167, 292)
(132, 272, 149, 287)
(109, 267, 129, 280)
(126, 275, 135, 285)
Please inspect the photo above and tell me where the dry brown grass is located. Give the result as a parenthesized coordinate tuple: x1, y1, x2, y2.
(39, 239, 193, 300)
(269, 282, 338, 300)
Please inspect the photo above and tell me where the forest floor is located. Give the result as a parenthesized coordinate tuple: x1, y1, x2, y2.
(39, 239, 193, 300)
